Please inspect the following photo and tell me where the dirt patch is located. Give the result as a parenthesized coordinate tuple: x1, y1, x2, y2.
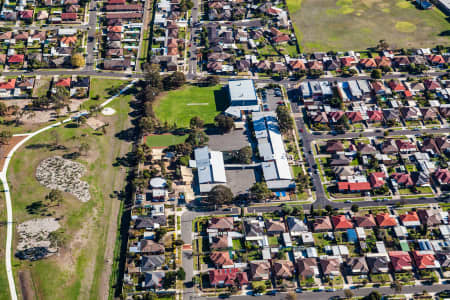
(0, 135, 28, 170)
(19, 270, 36, 300)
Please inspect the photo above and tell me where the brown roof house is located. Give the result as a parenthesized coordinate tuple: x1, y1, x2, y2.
(208, 217, 234, 232)
(210, 235, 232, 250)
(297, 258, 319, 279)
(417, 209, 442, 227)
(139, 240, 164, 254)
(210, 251, 234, 268)
(272, 260, 294, 279)
(325, 140, 344, 153)
(319, 257, 341, 276)
(380, 139, 398, 154)
(265, 219, 286, 235)
(249, 260, 271, 280)
(421, 108, 438, 121)
(346, 257, 369, 274)
(354, 214, 376, 228)
(313, 216, 333, 232)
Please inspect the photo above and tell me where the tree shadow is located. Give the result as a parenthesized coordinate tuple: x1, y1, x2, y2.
(65, 123, 78, 129)
(114, 128, 136, 142)
(25, 143, 50, 149)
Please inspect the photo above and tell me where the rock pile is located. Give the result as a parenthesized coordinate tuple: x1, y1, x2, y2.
(16, 218, 60, 260)
(36, 156, 90, 202)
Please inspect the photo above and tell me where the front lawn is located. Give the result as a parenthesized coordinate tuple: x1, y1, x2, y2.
(154, 84, 226, 128)
(370, 273, 391, 283)
(145, 134, 188, 147)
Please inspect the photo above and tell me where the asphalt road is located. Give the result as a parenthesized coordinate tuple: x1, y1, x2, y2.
(85, 1, 97, 71)
(191, 283, 450, 300)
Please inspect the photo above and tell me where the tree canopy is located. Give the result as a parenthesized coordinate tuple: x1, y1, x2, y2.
(207, 185, 234, 207)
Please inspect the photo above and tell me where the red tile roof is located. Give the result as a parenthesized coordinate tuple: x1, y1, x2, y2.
(19, 10, 33, 19)
(369, 172, 386, 188)
(338, 182, 371, 192)
(389, 251, 412, 271)
(395, 140, 416, 151)
(61, 12, 77, 20)
(371, 81, 387, 93)
(8, 54, 24, 63)
(359, 58, 377, 68)
(399, 211, 420, 223)
(273, 34, 290, 43)
(328, 111, 344, 122)
(388, 80, 406, 91)
(376, 213, 398, 227)
(412, 251, 437, 269)
(391, 172, 414, 186)
(331, 215, 354, 229)
(0, 78, 16, 90)
(55, 77, 71, 87)
(367, 110, 383, 122)
(346, 111, 363, 122)
(340, 56, 355, 67)
(375, 56, 391, 67)
(209, 268, 248, 286)
(428, 54, 445, 64)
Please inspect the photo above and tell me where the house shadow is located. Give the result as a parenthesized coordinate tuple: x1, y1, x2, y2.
(213, 86, 229, 112)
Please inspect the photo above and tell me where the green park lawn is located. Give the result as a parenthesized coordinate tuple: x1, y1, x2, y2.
(288, 0, 450, 52)
(146, 134, 188, 147)
(88, 78, 130, 102)
(154, 84, 225, 128)
(7, 91, 133, 299)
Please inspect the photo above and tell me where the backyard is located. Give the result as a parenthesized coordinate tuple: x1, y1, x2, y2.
(288, 0, 450, 52)
(154, 84, 226, 128)
(7, 90, 133, 299)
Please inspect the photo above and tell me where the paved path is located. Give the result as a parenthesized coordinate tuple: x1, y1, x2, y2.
(0, 80, 137, 300)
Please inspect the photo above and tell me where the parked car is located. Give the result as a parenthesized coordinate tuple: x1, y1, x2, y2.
(295, 288, 302, 293)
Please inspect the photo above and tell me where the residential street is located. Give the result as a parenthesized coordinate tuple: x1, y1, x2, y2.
(191, 284, 450, 300)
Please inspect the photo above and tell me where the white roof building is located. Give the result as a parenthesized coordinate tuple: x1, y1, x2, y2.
(253, 111, 295, 191)
(194, 146, 227, 193)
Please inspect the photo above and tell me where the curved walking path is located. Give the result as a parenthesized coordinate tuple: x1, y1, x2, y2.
(1, 79, 137, 300)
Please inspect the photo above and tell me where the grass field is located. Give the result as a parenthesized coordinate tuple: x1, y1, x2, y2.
(146, 134, 188, 147)
(288, 0, 450, 52)
(7, 91, 132, 299)
(154, 84, 226, 128)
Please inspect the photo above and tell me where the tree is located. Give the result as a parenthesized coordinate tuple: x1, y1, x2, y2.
(344, 289, 354, 299)
(214, 114, 234, 133)
(174, 239, 184, 246)
(377, 40, 389, 50)
(351, 204, 359, 212)
(0, 130, 12, 144)
(71, 53, 85, 68)
(79, 142, 90, 156)
(325, 205, 333, 214)
(0, 102, 7, 116)
(46, 189, 63, 206)
(139, 117, 158, 134)
(391, 280, 402, 293)
(162, 72, 186, 90)
(371, 69, 382, 79)
(276, 105, 294, 133)
(249, 182, 271, 201)
(185, 130, 209, 147)
(282, 204, 294, 216)
(236, 146, 252, 164)
(189, 116, 204, 130)
(365, 291, 382, 300)
(177, 267, 186, 280)
(203, 75, 220, 86)
(207, 185, 233, 208)
(50, 130, 61, 146)
(143, 63, 163, 90)
(286, 292, 297, 300)
(251, 281, 266, 294)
